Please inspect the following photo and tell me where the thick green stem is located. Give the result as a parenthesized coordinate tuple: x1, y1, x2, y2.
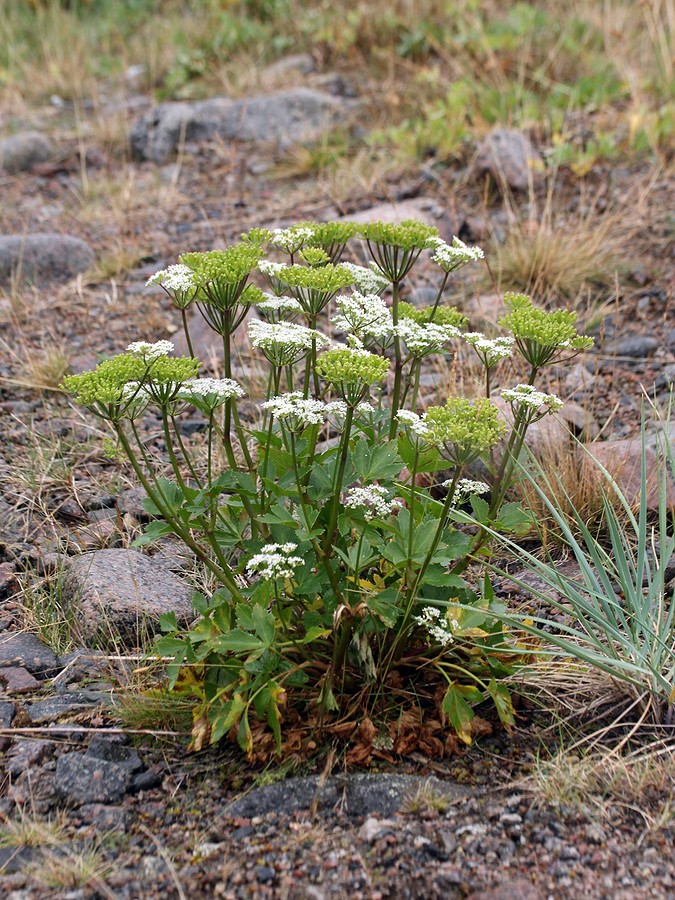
(180, 308, 195, 358)
(389, 281, 403, 438)
(322, 404, 355, 555)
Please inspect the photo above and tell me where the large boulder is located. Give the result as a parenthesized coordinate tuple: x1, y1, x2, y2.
(0, 234, 94, 286)
(0, 131, 53, 174)
(62, 549, 194, 645)
(131, 88, 349, 163)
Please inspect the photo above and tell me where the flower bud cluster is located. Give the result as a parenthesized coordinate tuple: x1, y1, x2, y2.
(500, 293, 594, 366)
(316, 346, 390, 386)
(359, 219, 439, 251)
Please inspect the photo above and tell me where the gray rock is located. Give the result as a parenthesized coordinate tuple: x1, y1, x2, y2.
(86, 734, 144, 774)
(0, 234, 94, 286)
(609, 334, 659, 358)
(343, 198, 443, 227)
(77, 803, 128, 831)
(654, 364, 675, 393)
(475, 128, 543, 192)
(0, 632, 59, 677)
(0, 131, 53, 174)
(407, 286, 439, 307)
(131, 88, 347, 163)
(62, 549, 194, 645)
(0, 700, 16, 728)
(55, 751, 134, 805)
(6, 739, 56, 776)
(262, 54, 316, 81)
(25, 691, 109, 724)
(225, 773, 472, 818)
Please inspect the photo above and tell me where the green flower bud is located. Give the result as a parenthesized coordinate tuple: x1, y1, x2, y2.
(499, 293, 594, 368)
(423, 397, 505, 466)
(398, 301, 468, 329)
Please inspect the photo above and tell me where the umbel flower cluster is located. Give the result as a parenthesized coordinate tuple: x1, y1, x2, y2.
(64, 217, 594, 756)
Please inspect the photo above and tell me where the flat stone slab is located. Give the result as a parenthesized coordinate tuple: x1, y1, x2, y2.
(343, 198, 444, 227)
(0, 131, 53, 174)
(225, 773, 474, 818)
(63, 549, 194, 645)
(0, 233, 95, 286)
(579, 440, 675, 512)
(131, 88, 348, 163)
(0, 632, 59, 677)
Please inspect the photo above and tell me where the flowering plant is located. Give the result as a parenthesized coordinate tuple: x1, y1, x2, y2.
(65, 219, 591, 758)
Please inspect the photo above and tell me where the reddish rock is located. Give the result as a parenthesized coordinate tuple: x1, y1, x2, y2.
(0, 666, 41, 694)
(580, 440, 675, 512)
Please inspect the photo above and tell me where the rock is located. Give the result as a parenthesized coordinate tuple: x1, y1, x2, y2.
(172, 307, 255, 370)
(491, 397, 570, 463)
(608, 334, 659, 358)
(86, 734, 144, 774)
(0, 666, 41, 694)
(475, 128, 543, 192)
(262, 54, 316, 81)
(0, 131, 53, 174)
(0, 698, 15, 730)
(466, 879, 545, 899)
(62, 549, 194, 645)
(0, 234, 95, 286)
(0, 563, 18, 600)
(579, 440, 675, 512)
(564, 362, 597, 395)
(225, 774, 473, 818)
(76, 803, 128, 832)
(131, 88, 348, 163)
(407, 286, 439, 307)
(54, 751, 134, 805)
(25, 691, 109, 724)
(358, 816, 398, 842)
(654, 364, 675, 393)
(115, 486, 150, 521)
(463, 293, 506, 329)
(0, 632, 59, 677)
(558, 401, 600, 440)
(342, 198, 443, 228)
(5, 739, 55, 776)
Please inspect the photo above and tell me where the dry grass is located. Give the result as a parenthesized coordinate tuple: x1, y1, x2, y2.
(26, 842, 117, 897)
(0, 808, 69, 850)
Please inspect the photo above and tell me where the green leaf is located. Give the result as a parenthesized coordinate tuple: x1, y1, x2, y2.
(158, 611, 178, 632)
(487, 680, 516, 730)
(397, 434, 443, 473)
(353, 440, 403, 481)
(213, 629, 265, 653)
(422, 568, 468, 589)
(495, 501, 533, 535)
(252, 605, 276, 646)
(365, 587, 402, 627)
(302, 625, 331, 643)
(469, 495, 490, 524)
(131, 520, 174, 547)
(441, 683, 475, 745)
(209, 693, 246, 744)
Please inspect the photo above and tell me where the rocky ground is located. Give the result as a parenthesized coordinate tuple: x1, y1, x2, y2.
(0, 45, 674, 900)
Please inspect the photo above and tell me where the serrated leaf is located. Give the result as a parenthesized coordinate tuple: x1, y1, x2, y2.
(441, 683, 475, 745)
(487, 680, 516, 731)
(213, 629, 265, 653)
(365, 587, 402, 627)
(209, 693, 246, 744)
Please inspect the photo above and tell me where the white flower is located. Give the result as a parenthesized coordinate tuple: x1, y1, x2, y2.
(397, 409, 431, 439)
(395, 320, 461, 356)
(258, 259, 289, 277)
(464, 332, 515, 366)
(427, 236, 484, 272)
(249, 320, 331, 365)
(501, 384, 563, 414)
(443, 478, 490, 499)
(325, 399, 348, 419)
(146, 264, 196, 293)
(270, 226, 316, 253)
(246, 542, 304, 580)
(340, 262, 390, 294)
(255, 293, 303, 316)
(263, 392, 330, 428)
(126, 340, 174, 360)
(332, 292, 393, 339)
(414, 606, 457, 646)
(344, 485, 402, 521)
(356, 401, 375, 416)
(179, 377, 245, 408)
